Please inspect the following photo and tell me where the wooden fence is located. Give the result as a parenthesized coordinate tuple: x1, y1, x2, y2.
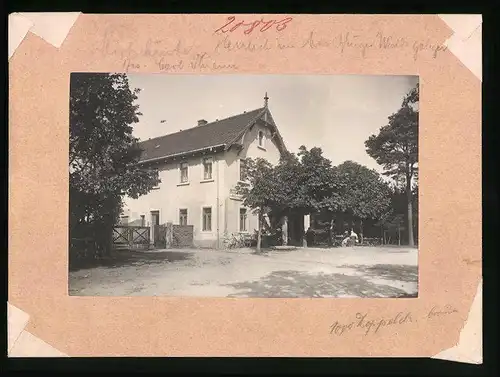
(112, 224, 194, 250)
(113, 225, 151, 250)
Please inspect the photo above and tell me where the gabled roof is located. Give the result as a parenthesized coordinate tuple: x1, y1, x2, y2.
(137, 107, 279, 163)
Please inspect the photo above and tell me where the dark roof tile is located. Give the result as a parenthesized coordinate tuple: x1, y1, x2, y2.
(138, 107, 265, 162)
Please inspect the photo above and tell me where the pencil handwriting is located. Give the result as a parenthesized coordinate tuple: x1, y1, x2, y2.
(213, 31, 447, 61)
(427, 305, 459, 319)
(330, 305, 460, 336)
(100, 28, 194, 61)
(330, 312, 413, 336)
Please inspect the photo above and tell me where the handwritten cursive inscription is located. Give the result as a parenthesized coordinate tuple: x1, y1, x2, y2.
(122, 59, 141, 72)
(214, 16, 293, 35)
(190, 52, 238, 70)
(156, 58, 184, 72)
(330, 311, 413, 336)
(213, 31, 447, 62)
(412, 39, 447, 61)
(301, 31, 376, 58)
(328, 305, 461, 336)
(214, 35, 272, 53)
(427, 305, 458, 319)
(153, 53, 238, 73)
(376, 32, 409, 49)
(101, 29, 194, 61)
(143, 39, 194, 58)
(99, 28, 239, 73)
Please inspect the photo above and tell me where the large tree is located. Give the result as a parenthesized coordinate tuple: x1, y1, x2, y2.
(237, 146, 345, 249)
(296, 146, 343, 214)
(235, 156, 289, 252)
(365, 84, 419, 246)
(295, 146, 344, 245)
(69, 73, 159, 259)
(335, 161, 392, 243)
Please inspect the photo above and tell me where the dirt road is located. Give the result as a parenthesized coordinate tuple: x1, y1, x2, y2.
(69, 246, 418, 298)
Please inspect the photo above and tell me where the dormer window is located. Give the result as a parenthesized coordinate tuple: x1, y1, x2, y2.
(258, 130, 264, 148)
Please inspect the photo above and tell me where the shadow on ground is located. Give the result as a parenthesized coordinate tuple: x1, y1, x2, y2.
(69, 250, 195, 271)
(339, 264, 418, 283)
(224, 270, 415, 298)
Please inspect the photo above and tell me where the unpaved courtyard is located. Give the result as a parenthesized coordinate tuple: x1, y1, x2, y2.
(69, 247, 418, 297)
(69, 247, 418, 298)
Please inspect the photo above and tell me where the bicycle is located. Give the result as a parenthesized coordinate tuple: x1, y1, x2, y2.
(222, 233, 248, 249)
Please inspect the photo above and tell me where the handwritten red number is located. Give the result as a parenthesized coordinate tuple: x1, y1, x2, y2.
(244, 20, 262, 35)
(215, 16, 292, 34)
(230, 21, 246, 32)
(259, 20, 276, 32)
(276, 17, 293, 31)
(214, 16, 236, 34)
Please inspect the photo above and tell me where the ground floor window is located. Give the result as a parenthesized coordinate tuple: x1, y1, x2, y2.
(202, 207, 212, 231)
(239, 208, 247, 232)
(179, 209, 188, 225)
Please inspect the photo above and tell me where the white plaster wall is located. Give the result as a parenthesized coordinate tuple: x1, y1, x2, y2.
(122, 152, 226, 248)
(223, 122, 282, 236)
(123, 121, 282, 248)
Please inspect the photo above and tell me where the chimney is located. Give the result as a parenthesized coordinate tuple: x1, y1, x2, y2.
(197, 119, 208, 127)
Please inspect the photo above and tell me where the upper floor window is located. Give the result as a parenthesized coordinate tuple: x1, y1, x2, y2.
(152, 168, 160, 189)
(180, 162, 189, 183)
(179, 209, 188, 226)
(239, 158, 248, 181)
(258, 130, 265, 148)
(203, 157, 213, 180)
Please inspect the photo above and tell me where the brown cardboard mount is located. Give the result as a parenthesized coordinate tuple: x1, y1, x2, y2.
(8, 13, 481, 360)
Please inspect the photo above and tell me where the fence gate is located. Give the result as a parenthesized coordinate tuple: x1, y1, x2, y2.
(113, 226, 151, 250)
(165, 223, 173, 248)
(153, 224, 167, 249)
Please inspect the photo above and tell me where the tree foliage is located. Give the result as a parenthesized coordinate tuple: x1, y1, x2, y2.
(365, 84, 419, 246)
(236, 157, 278, 214)
(69, 73, 159, 261)
(236, 147, 341, 220)
(365, 85, 419, 182)
(376, 183, 419, 244)
(335, 160, 392, 221)
(236, 145, 392, 248)
(296, 146, 344, 214)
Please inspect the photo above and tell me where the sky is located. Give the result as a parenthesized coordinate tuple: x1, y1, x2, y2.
(127, 74, 418, 173)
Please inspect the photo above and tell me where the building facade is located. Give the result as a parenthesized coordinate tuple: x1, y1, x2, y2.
(121, 98, 288, 248)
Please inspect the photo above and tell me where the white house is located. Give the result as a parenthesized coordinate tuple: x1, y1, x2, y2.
(121, 94, 289, 248)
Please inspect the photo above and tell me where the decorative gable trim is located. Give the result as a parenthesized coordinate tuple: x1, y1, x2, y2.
(224, 108, 266, 152)
(225, 108, 287, 157)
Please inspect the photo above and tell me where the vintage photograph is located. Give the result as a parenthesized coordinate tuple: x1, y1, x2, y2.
(69, 74, 419, 298)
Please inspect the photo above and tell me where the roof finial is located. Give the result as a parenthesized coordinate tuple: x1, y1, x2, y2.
(264, 92, 269, 108)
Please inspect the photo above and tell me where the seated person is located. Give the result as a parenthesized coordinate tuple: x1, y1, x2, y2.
(350, 229, 359, 244)
(342, 229, 359, 247)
